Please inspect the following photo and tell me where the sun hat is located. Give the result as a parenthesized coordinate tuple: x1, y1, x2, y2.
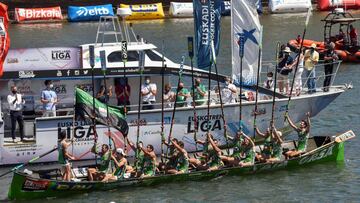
(116, 148, 126, 156)
(284, 47, 291, 53)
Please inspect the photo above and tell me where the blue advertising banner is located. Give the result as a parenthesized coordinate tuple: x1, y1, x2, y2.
(193, 0, 222, 69)
(68, 4, 114, 22)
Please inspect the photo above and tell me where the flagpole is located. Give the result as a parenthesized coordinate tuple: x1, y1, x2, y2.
(188, 37, 198, 152)
(238, 34, 245, 132)
(121, 41, 128, 153)
(285, 8, 311, 120)
(253, 26, 263, 139)
(89, 45, 98, 165)
(99, 51, 112, 164)
(211, 40, 229, 154)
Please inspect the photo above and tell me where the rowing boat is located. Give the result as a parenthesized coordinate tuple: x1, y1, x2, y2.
(7, 130, 355, 200)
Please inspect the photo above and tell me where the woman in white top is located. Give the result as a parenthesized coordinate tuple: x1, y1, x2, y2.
(221, 77, 237, 104)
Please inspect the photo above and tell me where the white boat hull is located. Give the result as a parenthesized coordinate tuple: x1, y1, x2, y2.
(0, 87, 345, 165)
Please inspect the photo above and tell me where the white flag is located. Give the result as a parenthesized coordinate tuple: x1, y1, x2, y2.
(231, 0, 261, 86)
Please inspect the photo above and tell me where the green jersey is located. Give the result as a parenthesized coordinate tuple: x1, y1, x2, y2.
(113, 158, 127, 178)
(142, 155, 156, 176)
(231, 137, 244, 160)
(136, 149, 145, 170)
(297, 129, 309, 152)
(98, 151, 111, 173)
(192, 84, 206, 105)
(272, 141, 283, 159)
(176, 152, 189, 173)
(263, 135, 272, 156)
(176, 88, 189, 107)
(57, 141, 67, 165)
(242, 146, 255, 164)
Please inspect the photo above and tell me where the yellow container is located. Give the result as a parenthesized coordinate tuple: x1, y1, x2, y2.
(120, 3, 165, 20)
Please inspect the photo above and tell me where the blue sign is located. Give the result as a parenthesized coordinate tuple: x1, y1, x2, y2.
(194, 0, 222, 69)
(68, 4, 114, 22)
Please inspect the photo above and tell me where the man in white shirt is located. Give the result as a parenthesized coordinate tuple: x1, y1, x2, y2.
(222, 77, 237, 104)
(141, 76, 157, 110)
(7, 85, 25, 142)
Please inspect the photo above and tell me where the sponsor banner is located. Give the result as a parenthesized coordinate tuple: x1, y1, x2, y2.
(68, 4, 114, 22)
(4, 47, 80, 71)
(22, 179, 49, 191)
(120, 3, 165, 20)
(15, 6, 63, 22)
(0, 3, 10, 77)
(194, 0, 222, 69)
(169, 2, 193, 17)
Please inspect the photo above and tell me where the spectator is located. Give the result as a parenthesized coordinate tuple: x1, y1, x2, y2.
(191, 78, 207, 106)
(96, 85, 113, 104)
(222, 77, 237, 104)
(292, 48, 305, 96)
(163, 83, 175, 108)
(323, 42, 338, 92)
(7, 85, 25, 143)
(263, 72, 274, 89)
(304, 43, 319, 93)
(115, 78, 131, 111)
(141, 76, 157, 110)
(176, 82, 190, 107)
(349, 24, 358, 46)
(41, 80, 58, 117)
(277, 47, 293, 94)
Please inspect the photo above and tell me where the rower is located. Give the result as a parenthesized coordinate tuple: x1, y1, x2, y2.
(167, 140, 189, 174)
(285, 112, 311, 159)
(255, 127, 273, 162)
(238, 135, 256, 167)
(87, 144, 111, 181)
(127, 137, 145, 176)
(188, 134, 211, 170)
(220, 131, 245, 166)
(58, 130, 75, 181)
(162, 138, 179, 172)
(101, 148, 133, 182)
(265, 124, 284, 163)
(139, 144, 157, 178)
(207, 133, 224, 171)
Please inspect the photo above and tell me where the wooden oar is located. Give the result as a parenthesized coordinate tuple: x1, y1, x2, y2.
(253, 26, 263, 139)
(160, 40, 165, 163)
(188, 37, 198, 153)
(166, 56, 185, 157)
(285, 8, 311, 120)
(270, 42, 281, 134)
(0, 147, 58, 178)
(211, 40, 230, 155)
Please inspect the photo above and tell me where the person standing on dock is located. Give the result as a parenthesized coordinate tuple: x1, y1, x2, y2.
(323, 42, 338, 92)
(304, 44, 319, 93)
(41, 80, 58, 117)
(7, 85, 25, 143)
(141, 76, 157, 110)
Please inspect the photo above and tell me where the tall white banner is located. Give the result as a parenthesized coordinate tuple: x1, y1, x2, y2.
(231, 0, 261, 86)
